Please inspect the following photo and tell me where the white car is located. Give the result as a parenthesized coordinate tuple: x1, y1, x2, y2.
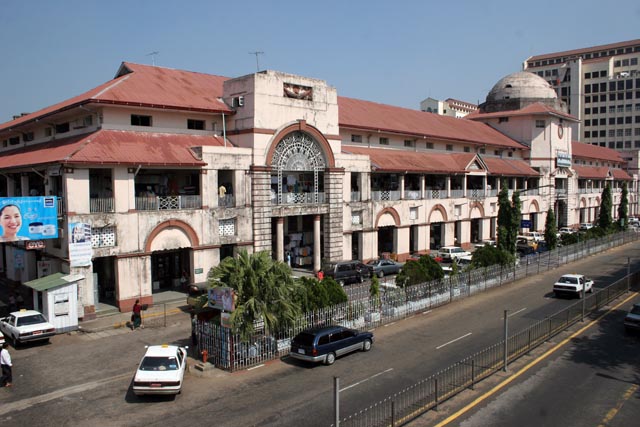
(553, 274, 594, 298)
(521, 231, 543, 242)
(579, 223, 594, 231)
(133, 344, 188, 396)
(559, 227, 575, 235)
(438, 246, 471, 262)
(0, 310, 56, 346)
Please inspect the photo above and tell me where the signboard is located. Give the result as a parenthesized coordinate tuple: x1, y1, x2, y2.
(26, 240, 45, 250)
(0, 197, 58, 242)
(521, 220, 532, 228)
(556, 151, 571, 168)
(208, 287, 236, 312)
(69, 222, 92, 267)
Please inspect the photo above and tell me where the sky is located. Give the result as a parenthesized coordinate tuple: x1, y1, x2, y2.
(1, 0, 639, 124)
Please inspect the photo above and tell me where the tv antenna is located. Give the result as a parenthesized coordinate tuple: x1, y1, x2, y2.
(146, 51, 159, 66)
(249, 51, 264, 72)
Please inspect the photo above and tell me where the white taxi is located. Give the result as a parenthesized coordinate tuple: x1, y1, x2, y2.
(0, 309, 55, 346)
(133, 344, 188, 396)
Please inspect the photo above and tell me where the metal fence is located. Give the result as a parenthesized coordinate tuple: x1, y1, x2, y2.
(335, 271, 638, 427)
(194, 231, 639, 374)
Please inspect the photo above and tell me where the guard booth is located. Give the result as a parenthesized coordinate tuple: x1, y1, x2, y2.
(24, 273, 83, 333)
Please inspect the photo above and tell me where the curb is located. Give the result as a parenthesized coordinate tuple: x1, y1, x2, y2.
(79, 306, 185, 333)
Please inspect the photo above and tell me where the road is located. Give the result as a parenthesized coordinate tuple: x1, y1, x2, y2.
(1, 242, 639, 427)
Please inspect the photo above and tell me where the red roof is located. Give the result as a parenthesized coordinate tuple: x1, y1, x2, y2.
(466, 103, 578, 122)
(572, 165, 632, 181)
(341, 146, 538, 176)
(612, 168, 632, 180)
(0, 62, 232, 131)
(571, 141, 624, 163)
(0, 130, 229, 169)
(338, 97, 527, 150)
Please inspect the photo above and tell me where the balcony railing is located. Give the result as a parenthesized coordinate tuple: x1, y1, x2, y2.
(372, 190, 401, 201)
(272, 191, 325, 205)
(350, 191, 361, 202)
(404, 190, 421, 200)
(450, 189, 464, 198)
(425, 189, 447, 199)
(135, 195, 202, 211)
(90, 197, 115, 213)
(218, 195, 235, 207)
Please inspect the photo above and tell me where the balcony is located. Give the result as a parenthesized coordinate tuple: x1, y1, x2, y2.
(90, 197, 115, 213)
(404, 190, 421, 200)
(272, 191, 325, 205)
(135, 195, 202, 211)
(372, 190, 401, 201)
(425, 189, 447, 200)
(218, 195, 235, 207)
(350, 191, 361, 202)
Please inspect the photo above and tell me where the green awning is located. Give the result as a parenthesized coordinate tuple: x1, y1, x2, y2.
(24, 273, 83, 292)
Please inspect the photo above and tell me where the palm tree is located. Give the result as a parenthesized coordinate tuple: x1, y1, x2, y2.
(209, 250, 301, 341)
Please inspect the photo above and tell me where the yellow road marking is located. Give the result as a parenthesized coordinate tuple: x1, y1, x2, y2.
(597, 384, 639, 427)
(434, 292, 638, 427)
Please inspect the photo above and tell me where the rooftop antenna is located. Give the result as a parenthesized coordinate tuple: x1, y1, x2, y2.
(249, 51, 264, 72)
(146, 51, 159, 66)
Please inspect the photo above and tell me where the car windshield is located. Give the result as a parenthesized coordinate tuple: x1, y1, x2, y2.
(139, 356, 179, 371)
(16, 314, 48, 326)
(366, 260, 378, 266)
(558, 276, 578, 284)
(630, 305, 640, 315)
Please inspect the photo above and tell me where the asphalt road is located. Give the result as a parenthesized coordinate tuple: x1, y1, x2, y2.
(1, 242, 639, 427)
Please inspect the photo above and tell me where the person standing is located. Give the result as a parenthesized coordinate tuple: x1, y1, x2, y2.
(0, 343, 12, 387)
(131, 299, 142, 330)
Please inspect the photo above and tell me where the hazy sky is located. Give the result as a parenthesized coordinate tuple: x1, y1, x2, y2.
(1, 0, 639, 123)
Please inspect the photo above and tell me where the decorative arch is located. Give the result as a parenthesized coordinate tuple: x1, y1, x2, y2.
(468, 202, 485, 219)
(580, 198, 588, 208)
(266, 120, 335, 168)
(528, 200, 540, 213)
(145, 219, 199, 252)
(375, 207, 401, 228)
(428, 204, 448, 223)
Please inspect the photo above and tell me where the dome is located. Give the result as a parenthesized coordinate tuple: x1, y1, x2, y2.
(486, 72, 557, 102)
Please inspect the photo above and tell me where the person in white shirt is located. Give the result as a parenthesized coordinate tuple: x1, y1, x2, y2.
(0, 343, 12, 387)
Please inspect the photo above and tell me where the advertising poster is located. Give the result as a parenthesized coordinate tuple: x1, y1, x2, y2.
(0, 197, 58, 242)
(69, 222, 92, 267)
(208, 287, 236, 312)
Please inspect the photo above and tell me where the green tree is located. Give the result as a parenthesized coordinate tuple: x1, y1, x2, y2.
(497, 179, 513, 253)
(369, 275, 381, 311)
(598, 184, 613, 230)
(471, 245, 515, 268)
(544, 208, 558, 250)
(209, 250, 301, 341)
(395, 255, 444, 287)
(294, 276, 347, 313)
(510, 189, 522, 251)
(618, 182, 629, 230)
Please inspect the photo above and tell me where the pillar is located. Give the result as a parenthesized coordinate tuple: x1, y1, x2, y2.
(276, 217, 284, 262)
(313, 215, 321, 272)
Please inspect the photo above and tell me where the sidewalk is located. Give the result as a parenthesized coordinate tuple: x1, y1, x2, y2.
(79, 291, 189, 333)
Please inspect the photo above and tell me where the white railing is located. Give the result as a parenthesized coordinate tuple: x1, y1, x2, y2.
(135, 195, 202, 210)
(275, 192, 325, 205)
(90, 197, 115, 213)
(404, 190, 421, 200)
(350, 191, 361, 202)
(450, 189, 464, 198)
(372, 190, 401, 201)
(425, 189, 447, 199)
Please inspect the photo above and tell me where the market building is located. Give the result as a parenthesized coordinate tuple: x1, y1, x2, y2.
(0, 63, 635, 319)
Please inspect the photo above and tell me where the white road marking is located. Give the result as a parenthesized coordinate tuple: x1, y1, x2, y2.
(436, 332, 472, 349)
(0, 372, 132, 416)
(247, 364, 265, 371)
(340, 368, 394, 392)
(506, 307, 527, 318)
(422, 310, 432, 315)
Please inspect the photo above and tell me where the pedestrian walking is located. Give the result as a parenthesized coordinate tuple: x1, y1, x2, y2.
(1, 343, 12, 387)
(131, 299, 142, 330)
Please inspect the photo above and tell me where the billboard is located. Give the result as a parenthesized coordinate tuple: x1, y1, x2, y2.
(208, 287, 236, 312)
(0, 197, 58, 242)
(69, 222, 92, 267)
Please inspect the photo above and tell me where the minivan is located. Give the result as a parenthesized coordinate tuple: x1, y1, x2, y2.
(289, 325, 374, 365)
(321, 261, 366, 286)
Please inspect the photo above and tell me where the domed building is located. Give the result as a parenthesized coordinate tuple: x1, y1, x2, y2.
(480, 71, 566, 113)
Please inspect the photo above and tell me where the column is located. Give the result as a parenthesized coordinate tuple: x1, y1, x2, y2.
(399, 175, 405, 200)
(276, 217, 284, 262)
(313, 215, 321, 272)
(462, 175, 467, 198)
(483, 175, 488, 197)
(446, 176, 451, 198)
(420, 175, 425, 199)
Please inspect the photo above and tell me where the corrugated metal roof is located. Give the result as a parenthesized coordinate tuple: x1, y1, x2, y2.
(0, 62, 232, 131)
(572, 165, 610, 179)
(24, 272, 83, 292)
(481, 157, 539, 176)
(466, 103, 578, 122)
(338, 97, 527, 150)
(0, 129, 229, 169)
(342, 146, 473, 174)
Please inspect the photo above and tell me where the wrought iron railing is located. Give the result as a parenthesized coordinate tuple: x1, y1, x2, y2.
(372, 190, 401, 201)
(90, 197, 115, 213)
(135, 195, 201, 210)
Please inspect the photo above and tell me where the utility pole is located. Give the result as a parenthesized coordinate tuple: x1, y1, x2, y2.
(249, 51, 264, 72)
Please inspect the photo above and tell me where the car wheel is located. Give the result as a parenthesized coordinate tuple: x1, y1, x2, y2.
(377, 271, 384, 278)
(588, 287, 594, 293)
(363, 339, 372, 352)
(325, 352, 336, 365)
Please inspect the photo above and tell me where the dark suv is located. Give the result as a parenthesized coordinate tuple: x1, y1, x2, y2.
(321, 261, 367, 286)
(289, 325, 374, 365)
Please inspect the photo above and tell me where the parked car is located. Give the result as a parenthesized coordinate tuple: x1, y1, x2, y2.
(579, 223, 594, 231)
(559, 227, 575, 235)
(186, 281, 209, 309)
(0, 309, 56, 347)
(553, 274, 594, 298)
(473, 240, 496, 249)
(289, 325, 373, 365)
(365, 259, 402, 277)
(321, 261, 366, 286)
(516, 237, 537, 255)
(623, 303, 640, 333)
(521, 231, 543, 242)
(438, 246, 471, 262)
(132, 344, 188, 396)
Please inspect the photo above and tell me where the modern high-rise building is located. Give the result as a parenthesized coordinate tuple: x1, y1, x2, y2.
(420, 97, 478, 118)
(523, 39, 640, 154)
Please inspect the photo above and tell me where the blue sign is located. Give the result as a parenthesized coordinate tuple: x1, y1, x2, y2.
(521, 220, 532, 228)
(0, 197, 59, 242)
